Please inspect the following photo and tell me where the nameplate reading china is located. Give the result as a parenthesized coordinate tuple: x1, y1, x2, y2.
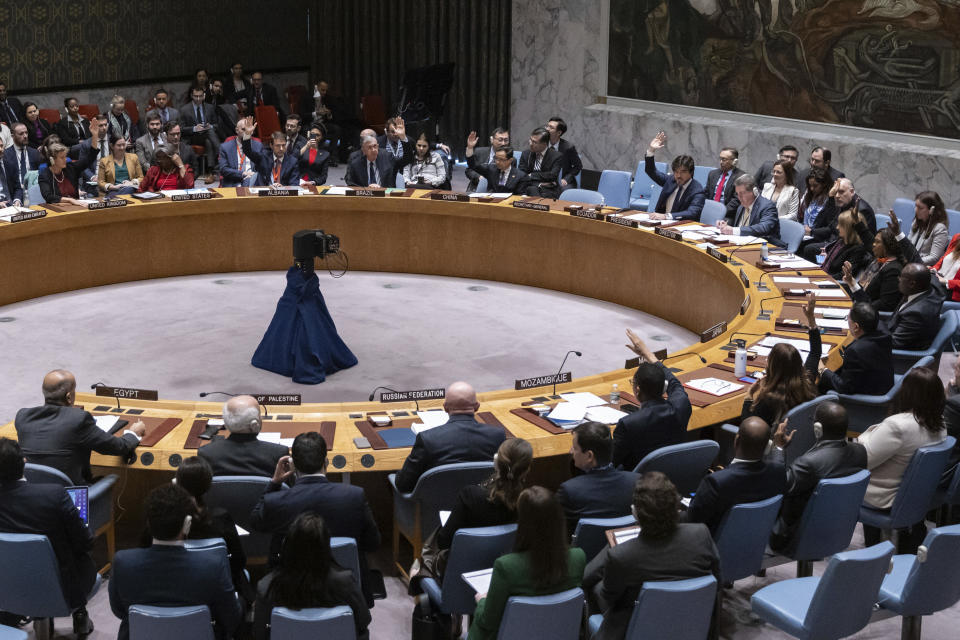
(8, 209, 47, 223)
(654, 227, 682, 241)
(258, 189, 299, 197)
(740, 293, 751, 316)
(514, 371, 573, 391)
(512, 201, 550, 212)
(378, 388, 446, 402)
(87, 199, 128, 210)
(699, 321, 727, 343)
(171, 192, 212, 201)
(739, 269, 750, 288)
(347, 189, 385, 197)
(430, 193, 469, 202)
(569, 208, 604, 220)
(605, 214, 639, 228)
(706, 246, 729, 263)
(252, 394, 302, 405)
(95, 385, 159, 401)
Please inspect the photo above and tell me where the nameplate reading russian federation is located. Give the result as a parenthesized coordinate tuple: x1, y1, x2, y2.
(514, 372, 573, 391)
(8, 209, 46, 223)
(706, 246, 729, 263)
(655, 226, 682, 241)
(740, 293, 751, 316)
(253, 394, 302, 405)
(258, 189, 299, 197)
(430, 193, 469, 202)
(605, 214, 639, 228)
(569, 208, 604, 220)
(512, 201, 550, 212)
(378, 388, 446, 402)
(739, 269, 750, 288)
(171, 192, 212, 201)
(347, 189, 385, 197)
(95, 385, 159, 401)
(699, 321, 727, 343)
(88, 199, 129, 210)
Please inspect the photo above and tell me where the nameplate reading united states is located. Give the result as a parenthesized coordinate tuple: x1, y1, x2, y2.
(88, 199, 128, 210)
(654, 226, 682, 241)
(252, 394, 302, 405)
(95, 385, 159, 401)
(378, 388, 446, 402)
(7, 209, 47, 223)
(605, 214, 638, 228)
(347, 189, 385, 197)
(512, 201, 550, 211)
(514, 372, 573, 391)
(706, 246, 729, 263)
(699, 321, 727, 343)
(258, 189, 299, 197)
(569, 208, 604, 220)
(430, 193, 469, 202)
(171, 192, 212, 201)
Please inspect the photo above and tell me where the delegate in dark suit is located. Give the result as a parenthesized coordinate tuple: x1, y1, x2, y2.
(217, 136, 261, 187)
(179, 102, 221, 166)
(0, 97, 24, 125)
(15, 404, 140, 484)
(556, 467, 637, 534)
(3, 145, 42, 201)
(254, 568, 370, 640)
(465, 146, 508, 191)
(394, 413, 506, 492)
(247, 83, 285, 118)
(243, 137, 299, 186)
(517, 147, 563, 199)
(466, 155, 527, 194)
(797, 165, 845, 194)
(583, 523, 718, 640)
(683, 459, 787, 535)
(37, 143, 100, 203)
(298, 146, 331, 185)
(344, 143, 414, 187)
(883, 287, 944, 351)
(644, 156, 706, 221)
(197, 432, 289, 477)
(54, 117, 91, 149)
(0, 152, 21, 203)
(612, 365, 692, 472)
(730, 195, 783, 245)
(704, 167, 744, 218)
(818, 329, 895, 396)
(109, 545, 241, 640)
(555, 138, 583, 188)
(0, 480, 96, 609)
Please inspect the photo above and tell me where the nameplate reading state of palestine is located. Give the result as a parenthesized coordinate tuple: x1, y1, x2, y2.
(95, 385, 159, 401)
(378, 388, 446, 402)
(706, 246, 729, 263)
(699, 321, 727, 343)
(512, 201, 550, 212)
(605, 214, 639, 228)
(8, 209, 46, 223)
(171, 192, 212, 201)
(430, 193, 469, 202)
(252, 394, 302, 405)
(514, 372, 572, 391)
(654, 226, 682, 241)
(569, 208, 604, 220)
(347, 189, 385, 197)
(87, 199, 128, 210)
(258, 189, 299, 197)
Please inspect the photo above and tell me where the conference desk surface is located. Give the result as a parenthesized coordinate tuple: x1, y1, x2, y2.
(0, 187, 853, 474)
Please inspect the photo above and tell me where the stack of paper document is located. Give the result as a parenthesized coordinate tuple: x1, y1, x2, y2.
(546, 402, 587, 426)
(164, 188, 210, 196)
(323, 186, 351, 195)
(764, 255, 819, 269)
(559, 392, 608, 407)
(788, 288, 847, 299)
(817, 308, 850, 318)
(0, 205, 34, 220)
(469, 192, 512, 198)
(757, 335, 834, 359)
(585, 405, 629, 424)
(133, 191, 163, 200)
(815, 317, 848, 330)
(462, 568, 493, 593)
(411, 410, 450, 434)
(612, 527, 641, 545)
(684, 378, 744, 396)
(715, 234, 761, 245)
(94, 415, 120, 432)
(773, 277, 811, 284)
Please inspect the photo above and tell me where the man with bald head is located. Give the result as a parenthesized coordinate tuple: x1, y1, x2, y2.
(198, 395, 289, 477)
(394, 381, 506, 492)
(864, 262, 944, 350)
(683, 417, 786, 535)
(15, 370, 146, 484)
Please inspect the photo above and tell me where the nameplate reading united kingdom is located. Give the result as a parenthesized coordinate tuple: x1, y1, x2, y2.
(706, 246, 729, 263)
(7, 209, 47, 223)
(699, 321, 727, 343)
(430, 193, 469, 202)
(514, 372, 572, 391)
(258, 189, 299, 197)
(512, 201, 550, 212)
(95, 385, 159, 401)
(378, 388, 446, 402)
(171, 192, 212, 201)
(654, 226, 682, 241)
(88, 199, 128, 210)
(569, 208, 604, 220)
(347, 189, 385, 197)
(605, 214, 638, 228)
(252, 394, 302, 405)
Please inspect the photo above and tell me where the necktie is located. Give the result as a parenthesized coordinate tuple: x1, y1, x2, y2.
(368, 161, 377, 185)
(714, 171, 727, 201)
(668, 184, 684, 213)
(19, 148, 26, 181)
(0, 162, 8, 199)
(74, 120, 82, 139)
(499, 171, 507, 186)
(196, 105, 204, 125)
(534, 153, 542, 171)
(257, 90, 263, 106)
(737, 205, 751, 227)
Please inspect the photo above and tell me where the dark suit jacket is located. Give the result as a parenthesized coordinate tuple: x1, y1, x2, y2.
(556, 466, 637, 534)
(704, 167, 744, 217)
(683, 459, 786, 535)
(298, 147, 330, 185)
(54, 117, 91, 148)
(394, 413, 506, 492)
(645, 155, 706, 221)
(217, 137, 262, 187)
(15, 404, 141, 484)
(242, 137, 299, 186)
(945, 385, 960, 467)
(583, 523, 718, 640)
(37, 145, 100, 203)
(732, 195, 783, 245)
(466, 155, 527, 194)
(179, 103, 220, 135)
(344, 146, 414, 187)
(754, 160, 775, 188)
(823, 240, 870, 281)
(0, 97, 23, 125)
(3, 145, 42, 201)
(253, 568, 370, 640)
(768, 440, 868, 551)
(0, 480, 96, 608)
(818, 329, 895, 396)
(23, 118, 53, 149)
(109, 544, 241, 640)
(247, 83, 284, 117)
(465, 146, 507, 190)
(0, 154, 19, 203)
(861, 258, 904, 312)
(554, 138, 583, 188)
(612, 364, 692, 472)
(197, 432, 289, 478)
(517, 147, 563, 199)
(436, 483, 516, 551)
(884, 287, 945, 351)
(810, 197, 877, 243)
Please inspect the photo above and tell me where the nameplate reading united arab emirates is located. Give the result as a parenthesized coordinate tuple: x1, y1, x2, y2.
(430, 193, 469, 202)
(95, 385, 159, 401)
(171, 192, 212, 201)
(569, 208, 604, 220)
(88, 199, 128, 210)
(605, 214, 638, 228)
(258, 189, 299, 197)
(512, 201, 550, 212)
(252, 394, 302, 405)
(347, 189, 385, 197)
(699, 321, 727, 343)
(706, 246, 729, 263)
(378, 388, 446, 402)
(655, 226, 682, 241)
(8, 209, 47, 223)
(514, 372, 573, 391)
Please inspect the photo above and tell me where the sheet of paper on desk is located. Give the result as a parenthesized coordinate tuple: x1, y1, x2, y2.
(323, 187, 350, 195)
(77, 198, 100, 205)
(759, 336, 811, 351)
(94, 415, 120, 432)
(682, 232, 709, 242)
(411, 422, 441, 435)
(471, 192, 512, 198)
(716, 234, 761, 245)
(559, 392, 608, 407)
(773, 277, 811, 284)
(548, 402, 587, 422)
(439, 510, 451, 526)
(777, 259, 819, 269)
(416, 411, 449, 428)
(585, 405, 629, 424)
(816, 318, 848, 329)
(696, 242, 719, 249)
(810, 289, 847, 298)
(257, 432, 282, 443)
(186, 188, 211, 194)
(278, 438, 294, 447)
(685, 378, 744, 396)
(462, 568, 493, 594)
(133, 191, 163, 200)
(818, 308, 850, 318)
(0, 206, 33, 220)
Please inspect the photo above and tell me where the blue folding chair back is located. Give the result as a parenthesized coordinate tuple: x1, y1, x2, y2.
(598, 170, 631, 209)
(497, 587, 583, 640)
(330, 537, 362, 587)
(948, 209, 960, 239)
(874, 213, 891, 232)
(0, 533, 78, 618)
(715, 494, 783, 583)
(572, 515, 635, 563)
(779, 219, 804, 253)
(270, 605, 356, 640)
(633, 440, 719, 496)
(892, 198, 915, 234)
(0, 625, 26, 640)
(207, 476, 281, 560)
(788, 470, 870, 562)
(559, 188, 604, 205)
(781, 394, 838, 467)
(628, 160, 666, 210)
(699, 199, 726, 228)
(693, 165, 711, 187)
(878, 524, 960, 619)
(623, 575, 717, 640)
(477, 176, 489, 193)
(891, 312, 958, 375)
(128, 605, 215, 640)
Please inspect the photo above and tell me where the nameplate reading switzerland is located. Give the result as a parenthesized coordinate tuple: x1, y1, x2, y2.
(378, 388, 446, 402)
(7, 209, 47, 223)
(706, 246, 729, 263)
(605, 214, 639, 228)
(699, 321, 727, 343)
(88, 199, 128, 210)
(171, 192, 212, 201)
(258, 189, 299, 197)
(253, 394, 302, 405)
(512, 201, 550, 212)
(655, 226, 682, 241)
(514, 372, 572, 391)
(430, 193, 469, 202)
(568, 208, 604, 221)
(95, 385, 158, 401)
(347, 189, 385, 197)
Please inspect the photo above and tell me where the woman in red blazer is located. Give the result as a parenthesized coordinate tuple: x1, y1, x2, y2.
(139, 144, 195, 191)
(933, 233, 960, 302)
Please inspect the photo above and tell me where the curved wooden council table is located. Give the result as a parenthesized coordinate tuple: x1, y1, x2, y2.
(0, 188, 852, 475)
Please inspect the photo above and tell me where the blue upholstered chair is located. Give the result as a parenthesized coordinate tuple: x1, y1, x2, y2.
(395, 173, 405, 189)
(587, 575, 718, 640)
(715, 494, 783, 584)
(699, 200, 726, 228)
(947, 208, 960, 239)
(892, 198, 915, 234)
(751, 542, 895, 640)
(836, 355, 933, 434)
(890, 312, 957, 375)
(572, 514, 636, 563)
(929, 462, 960, 524)
(598, 170, 631, 209)
(693, 165, 711, 187)
(496, 587, 584, 640)
(270, 605, 356, 639)
(558, 188, 604, 206)
(27, 182, 43, 207)
(477, 176, 489, 193)
(632, 440, 719, 496)
(0, 625, 26, 640)
(874, 213, 891, 232)
(128, 605, 215, 640)
(207, 475, 283, 563)
(779, 219, 804, 253)
(330, 536, 362, 587)
(628, 160, 666, 210)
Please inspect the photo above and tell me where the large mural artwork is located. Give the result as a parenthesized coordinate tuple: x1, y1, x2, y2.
(609, 0, 960, 139)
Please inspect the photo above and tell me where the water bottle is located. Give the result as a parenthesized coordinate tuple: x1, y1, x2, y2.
(734, 339, 748, 377)
(609, 383, 620, 405)
(761, 240, 768, 260)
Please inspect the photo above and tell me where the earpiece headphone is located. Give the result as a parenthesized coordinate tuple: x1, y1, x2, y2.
(732, 157, 739, 167)
(813, 421, 823, 440)
(753, 187, 760, 197)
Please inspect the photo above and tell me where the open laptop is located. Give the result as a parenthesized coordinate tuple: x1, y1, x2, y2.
(66, 486, 89, 526)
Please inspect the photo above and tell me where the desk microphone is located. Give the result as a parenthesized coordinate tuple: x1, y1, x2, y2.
(759, 295, 786, 315)
(198, 391, 270, 419)
(89, 381, 120, 409)
(726, 331, 771, 345)
(368, 385, 419, 412)
(552, 351, 582, 396)
(660, 351, 707, 364)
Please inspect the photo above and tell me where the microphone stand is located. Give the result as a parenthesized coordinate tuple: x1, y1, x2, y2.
(552, 351, 582, 396)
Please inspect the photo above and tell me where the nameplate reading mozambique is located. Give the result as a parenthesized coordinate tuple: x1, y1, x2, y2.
(258, 189, 299, 197)
(252, 394, 302, 405)
(514, 371, 572, 391)
(706, 246, 729, 263)
(740, 293, 751, 316)
(740, 269, 750, 288)
(654, 226, 682, 241)
(8, 209, 46, 223)
(347, 189, 385, 197)
(95, 385, 159, 401)
(512, 201, 550, 212)
(699, 321, 727, 343)
(378, 388, 446, 402)
(605, 214, 639, 228)
(569, 208, 604, 220)
(87, 199, 128, 210)
(430, 193, 469, 202)
(171, 192, 212, 201)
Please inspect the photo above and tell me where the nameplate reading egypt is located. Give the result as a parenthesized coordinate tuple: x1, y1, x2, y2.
(515, 371, 573, 391)
(88, 199, 128, 210)
(95, 385, 159, 401)
(378, 388, 446, 402)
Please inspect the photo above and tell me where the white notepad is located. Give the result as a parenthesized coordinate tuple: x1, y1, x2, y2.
(462, 568, 493, 594)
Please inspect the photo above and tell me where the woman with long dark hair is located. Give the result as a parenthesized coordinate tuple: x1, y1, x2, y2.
(840, 227, 907, 311)
(906, 191, 949, 266)
(799, 167, 834, 233)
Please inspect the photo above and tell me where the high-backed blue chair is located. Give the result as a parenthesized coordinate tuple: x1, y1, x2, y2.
(948, 208, 960, 239)
(598, 170, 631, 209)
(270, 605, 356, 639)
(330, 537, 361, 587)
(512, 150, 522, 164)
(497, 587, 584, 640)
(628, 160, 666, 210)
(632, 440, 719, 496)
(890, 312, 957, 375)
(699, 199, 726, 228)
(751, 541, 896, 640)
(587, 575, 718, 640)
(693, 165, 711, 187)
(207, 475, 282, 563)
(558, 188, 604, 206)
(779, 394, 840, 467)
(930, 462, 960, 524)
(874, 213, 891, 232)
(572, 514, 635, 563)
(715, 494, 783, 584)
(388, 461, 494, 577)
(836, 356, 933, 434)
(876, 524, 960, 640)
(27, 182, 43, 206)
(648, 183, 663, 213)
(421, 524, 517, 617)
(128, 605, 215, 640)
(892, 198, 915, 234)
(764, 470, 870, 577)
(780, 219, 805, 253)
(859, 437, 955, 547)
(395, 173, 405, 189)
(477, 176, 489, 193)
(0, 533, 102, 640)
(0, 625, 26, 640)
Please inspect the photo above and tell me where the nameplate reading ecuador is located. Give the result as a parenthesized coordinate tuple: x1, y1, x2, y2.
(258, 189, 299, 197)
(430, 193, 469, 202)
(568, 208, 604, 220)
(699, 321, 727, 343)
(7, 209, 47, 223)
(654, 226, 682, 241)
(95, 385, 159, 401)
(706, 246, 729, 263)
(378, 388, 446, 402)
(347, 189, 385, 197)
(252, 394, 302, 405)
(171, 192, 212, 201)
(512, 201, 550, 211)
(605, 214, 639, 228)
(514, 371, 572, 391)
(88, 199, 128, 210)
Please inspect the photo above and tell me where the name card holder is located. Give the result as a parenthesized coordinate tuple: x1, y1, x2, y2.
(515, 371, 572, 391)
(699, 321, 727, 343)
(707, 246, 729, 263)
(568, 207, 605, 220)
(253, 394, 302, 405)
(347, 189, 386, 197)
(655, 226, 682, 241)
(258, 189, 299, 197)
(605, 214, 639, 228)
(512, 201, 550, 211)
(740, 293, 751, 316)
(378, 387, 446, 402)
(6, 209, 47, 223)
(95, 385, 159, 401)
(171, 192, 212, 201)
(430, 193, 469, 202)
(88, 199, 129, 210)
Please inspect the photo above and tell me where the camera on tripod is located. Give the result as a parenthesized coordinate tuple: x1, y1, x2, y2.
(293, 229, 340, 273)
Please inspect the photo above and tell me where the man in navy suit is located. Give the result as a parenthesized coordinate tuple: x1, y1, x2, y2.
(0, 136, 23, 205)
(643, 131, 705, 221)
(0, 82, 24, 125)
(557, 421, 637, 534)
(819, 302, 895, 396)
(4, 123, 42, 200)
(717, 174, 783, 245)
(517, 127, 563, 198)
(246, 71, 285, 118)
(109, 484, 241, 640)
(238, 117, 298, 186)
(394, 381, 506, 492)
(180, 87, 220, 178)
(704, 147, 744, 218)
(344, 131, 414, 188)
(684, 417, 787, 535)
(465, 131, 527, 194)
(881, 263, 944, 350)
(198, 395, 289, 477)
(612, 330, 692, 472)
(546, 117, 583, 190)
(0, 438, 97, 635)
(217, 120, 261, 187)
(71, 115, 109, 181)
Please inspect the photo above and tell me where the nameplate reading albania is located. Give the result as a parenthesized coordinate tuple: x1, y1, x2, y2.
(378, 388, 446, 402)
(171, 192, 212, 201)
(514, 372, 573, 391)
(95, 385, 159, 401)
(87, 199, 128, 210)
(258, 189, 299, 197)
(7, 209, 46, 223)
